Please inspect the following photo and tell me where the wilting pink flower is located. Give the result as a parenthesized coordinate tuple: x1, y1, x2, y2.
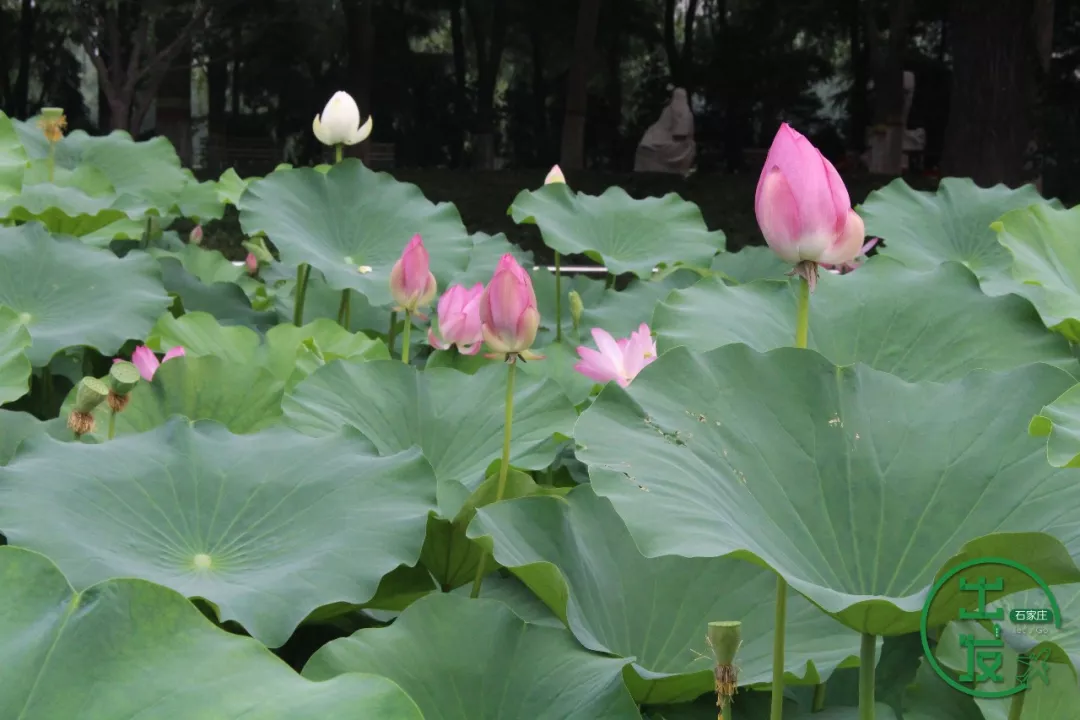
(545, 165, 566, 185)
(245, 252, 258, 275)
(189, 225, 203, 245)
(574, 324, 657, 388)
(821, 238, 879, 274)
(480, 254, 541, 358)
(755, 123, 865, 267)
(389, 234, 438, 312)
(126, 345, 185, 381)
(428, 283, 484, 354)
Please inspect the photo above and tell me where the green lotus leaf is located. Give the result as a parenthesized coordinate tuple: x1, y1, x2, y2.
(652, 259, 1073, 382)
(446, 231, 533, 288)
(0, 410, 66, 466)
(216, 167, 251, 206)
(238, 160, 472, 306)
(575, 345, 1080, 635)
(153, 243, 247, 285)
(470, 485, 864, 703)
(711, 245, 791, 283)
(1030, 382, 1080, 468)
(449, 572, 568, 628)
(303, 593, 641, 719)
(981, 582, 1080, 673)
(157, 256, 277, 330)
(994, 203, 1080, 342)
(283, 359, 578, 493)
(174, 169, 227, 222)
(0, 224, 171, 365)
(0, 418, 437, 647)
(0, 182, 130, 236)
(0, 546, 423, 719)
(269, 269, 396, 335)
(860, 177, 1055, 283)
(0, 307, 32, 404)
(509, 183, 724, 278)
(0, 111, 27, 201)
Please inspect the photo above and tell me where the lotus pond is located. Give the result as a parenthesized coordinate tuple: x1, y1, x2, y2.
(3, 109, 1080, 720)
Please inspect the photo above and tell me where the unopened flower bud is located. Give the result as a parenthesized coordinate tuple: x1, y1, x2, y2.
(569, 290, 584, 331)
(242, 237, 274, 264)
(189, 225, 204, 245)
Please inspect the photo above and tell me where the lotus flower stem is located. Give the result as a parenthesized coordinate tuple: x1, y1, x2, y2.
(401, 310, 412, 364)
(107, 410, 117, 440)
(1007, 690, 1025, 720)
(707, 621, 741, 720)
(795, 275, 810, 348)
(335, 143, 343, 163)
(554, 252, 563, 342)
(469, 360, 519, 598)
(858, 633, 875, 720)
(769, 577, 788, 720)
(337, 289, 351, 327)
(294, 264, 311, 325)
(811, 683, 827, 712)
(387, 311, 399, 353)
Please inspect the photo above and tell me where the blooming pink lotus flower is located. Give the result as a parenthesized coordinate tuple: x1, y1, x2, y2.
(120, 346, 185, 381)
(428, 283, 484, 354)
(821, 238, 879, 274)
(574, 323, 657, 388)
(389, 234, 438, 313)
(755, 123, 865, 269)
(245, 252, 258, 275)
(544, 165, 566, 185)
(480, 254, 542, 358)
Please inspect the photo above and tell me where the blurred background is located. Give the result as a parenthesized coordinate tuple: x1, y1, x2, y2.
(0, 0, 1072, 254)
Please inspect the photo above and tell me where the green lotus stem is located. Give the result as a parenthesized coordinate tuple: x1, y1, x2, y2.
(294, 263, 310, 326)
(1006, 691, 1025, 720)
(811, 683, 827, 712)
(108, 410, 117, 440)
(795, 274, 810, 348)
(335, 143, 343, 164)
(337, 289, 351, 328)
(401, 311, 412, 364)
(387, 311, 399, 353)
(858, 633, 876, 720)
(469, 359, 518, 598)
(554, 251, 562, 342)
(707, 621, 741, 720)
(769, 575, 788, 720)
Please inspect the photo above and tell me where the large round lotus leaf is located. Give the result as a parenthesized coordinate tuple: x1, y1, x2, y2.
(0, 307, 32, 403)
(0, 224, 171, 364)
(860, 177, 1055, 282)
(238, 160, 472, 306)
(59, 355, 285, 438)
(0, 111, 27, 200)
(575, 345, 1080, 635)
(0, 410, 66, 466)
(0, 418, 438, 647)
(993, 203, 1080, 342)
(283, 360, 577, 492)
(148, 310, 262, 363)
(303, 593, 641, 719)
(975, 582, 1080, 674)
(216, 167, 251, 206)
(509, 184, 724, 278)
(0, 547, 423, 720)
(469, 485, 864, 704)
(711, 245, 791, 283)
(936, 619, 1079, 720)
(156, 257, 277, 330)
(652, 259, 1073, 382)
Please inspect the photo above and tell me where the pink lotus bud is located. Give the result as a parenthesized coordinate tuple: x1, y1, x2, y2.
(544, 165, 566, 185)
(574, 323, 657, 388)
(389, 234, 438, 312)
(754, 123, 865, 267)
(189, 225, 203, 245)
(428, 283, 484, 355)
(480, 254, 541, 356)
(130, 345, 185, 381)
(820, 238, 879, 274)
(245, 252, 258, 275)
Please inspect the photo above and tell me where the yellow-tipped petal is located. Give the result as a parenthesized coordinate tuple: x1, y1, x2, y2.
(312, 115, 333, 146)
(346, 115, 374, 145)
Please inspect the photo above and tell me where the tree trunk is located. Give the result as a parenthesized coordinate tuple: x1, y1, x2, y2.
(466, 0, 509, 169)
(12, 0, 34, 118)
(941, 0, 1053, 187)
(449, 0, 468, 166)
(560, 0, 603, 170)
(865, 0, 911, 175)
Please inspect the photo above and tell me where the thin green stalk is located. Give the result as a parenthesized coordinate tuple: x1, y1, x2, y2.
(554, 251, 562, 342)
(1006, 690, 1025, 720)
(387, 311, 399, 354)
(769, 575, 788, 720)
(337, 289, 351, 327)
(108, 410, 117, 440)
(401, 311, 412, 364)
(859, 633, 876, 720)
(335, 143, 343, 163)
(811, 683, 827, 712)
(469, 360, 518, 598)
(293, 263, 310, 326)
(795, 274, 810, 348)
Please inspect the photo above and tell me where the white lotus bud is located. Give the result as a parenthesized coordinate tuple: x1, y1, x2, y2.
(312, 91, 373, 147)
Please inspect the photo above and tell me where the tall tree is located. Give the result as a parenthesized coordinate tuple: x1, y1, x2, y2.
(864, 0, 912, 175)
(941, 0, 1055, 186)
(663, 0, 699, 87)
(560, 0, 603, 170)
(465, 0, 509, 168)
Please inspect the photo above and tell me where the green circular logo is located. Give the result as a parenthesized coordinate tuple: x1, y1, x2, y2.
(920, 557, 1061, 699)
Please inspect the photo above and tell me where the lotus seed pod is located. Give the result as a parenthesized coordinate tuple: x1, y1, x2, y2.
(109, 361, 141, 395)
(73, 377, 109, 414)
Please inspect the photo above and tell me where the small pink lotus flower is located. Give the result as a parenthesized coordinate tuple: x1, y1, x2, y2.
(821, 238, 879, 274)
(480, 254, 542, 359)
(389, 234, 438, 313)
(428, 283, 484, 355)
(755, 124, 865, 272)
(574, 323, 657, 388)
(245, 252, 258, 275)
(544, 165, 566, 185)
(189, 225, 203, 245)
(123, 345, 185, 381)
